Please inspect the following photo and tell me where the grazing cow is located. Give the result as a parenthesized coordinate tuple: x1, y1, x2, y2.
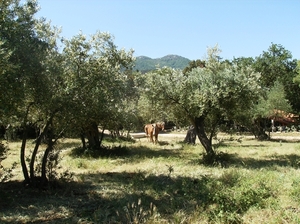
(144, 122, 165, 143)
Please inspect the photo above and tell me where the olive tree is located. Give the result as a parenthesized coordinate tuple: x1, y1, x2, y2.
(1, 0, 136, 186)
(0, 0, 57, 185)
(142, 46, 262, 163)
(62, 31, 135, 149)
(0, 0, 46, 124)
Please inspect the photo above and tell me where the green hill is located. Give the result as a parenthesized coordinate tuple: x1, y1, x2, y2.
(134, 54, 190, 73)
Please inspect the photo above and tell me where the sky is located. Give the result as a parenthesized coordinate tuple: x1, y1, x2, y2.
(35, 0, 300, 60)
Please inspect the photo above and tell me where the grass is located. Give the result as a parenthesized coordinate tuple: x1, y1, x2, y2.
(1, 132, 300, 223)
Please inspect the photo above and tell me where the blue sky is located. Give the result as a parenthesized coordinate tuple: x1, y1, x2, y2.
(35, 0, 299, 60)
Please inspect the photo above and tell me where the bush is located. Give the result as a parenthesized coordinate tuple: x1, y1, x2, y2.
(207, 170, 276, 223)
(116, 198, 158, 223)
(202, 150, 232, 168)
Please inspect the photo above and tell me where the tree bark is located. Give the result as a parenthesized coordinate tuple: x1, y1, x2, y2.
(80, 131, 86, 149)
(252, 118, 269, 140)
(184, 127, 196, 144)
(20, 103, 34, 185)
(194, 116, 216, 160)
(99, 127, 105, 146)
(29, 113, 55, 184)
(20, 126, 30, 185)
(85, 122, 100, 150)
(41, 143, 52, 186)
(41, 128, 63, 185)
(29, 124, 48, 182)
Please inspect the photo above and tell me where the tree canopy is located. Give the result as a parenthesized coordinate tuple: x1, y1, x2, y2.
(253, 43, 299, 112)
(140, 46, 262, 161)
(1, 0, 136, 186)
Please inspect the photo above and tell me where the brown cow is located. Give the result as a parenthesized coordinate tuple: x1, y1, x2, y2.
(144, 122, 165, 143)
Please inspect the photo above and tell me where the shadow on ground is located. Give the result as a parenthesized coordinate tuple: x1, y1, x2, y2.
(0, 171, 211, 223)
(2, 136, 300, 223)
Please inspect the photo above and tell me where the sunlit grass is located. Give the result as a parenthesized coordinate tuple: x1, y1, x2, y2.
(1, 132, 300, 223)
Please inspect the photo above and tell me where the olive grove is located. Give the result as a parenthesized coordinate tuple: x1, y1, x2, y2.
(1, 0, 300, 186)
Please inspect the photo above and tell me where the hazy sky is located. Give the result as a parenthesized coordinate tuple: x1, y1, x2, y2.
(35, 0, 300, 60)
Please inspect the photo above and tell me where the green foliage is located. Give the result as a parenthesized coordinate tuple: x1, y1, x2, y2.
(201, 150, 231, 167)
(254, 43, 296, 87)
(1, 0, 136, 185)
(254, 43, 300, 112)
(116, 198, 158, 224)
(61, 31, 135, 135)
(293, 60, 300, 86)
(147, 46, 261, 123)
(230, 57, 255, 70)
(124, 168, 278, 224)
(253, 80, 292, 118)
(0, 0, 48, 122)
(207, 170, 276, 223)
(182, 59, 206, 74)
(2, 136, 300, 223)
(139, 46, 262, 157)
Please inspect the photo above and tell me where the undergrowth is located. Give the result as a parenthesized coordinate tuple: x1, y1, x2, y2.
(1, 135, 300, 223)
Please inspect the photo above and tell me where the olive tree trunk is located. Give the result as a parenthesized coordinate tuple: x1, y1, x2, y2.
(184, 127, 196, 144)
(194, 116, 216, 163)
(20, 127, 30, 185)
(20, 103, 34, 185)
(85, 122, 101, 150)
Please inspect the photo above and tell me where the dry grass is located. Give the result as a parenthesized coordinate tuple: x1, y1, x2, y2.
(1, 132, 300, 223)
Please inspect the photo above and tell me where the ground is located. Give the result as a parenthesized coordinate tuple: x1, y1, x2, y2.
(1, 131, 300, 223)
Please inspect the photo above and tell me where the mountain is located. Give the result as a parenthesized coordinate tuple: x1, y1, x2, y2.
(134, 54, 191, 73)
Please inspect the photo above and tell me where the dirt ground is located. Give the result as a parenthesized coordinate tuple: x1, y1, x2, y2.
(131, 131, 300, 142)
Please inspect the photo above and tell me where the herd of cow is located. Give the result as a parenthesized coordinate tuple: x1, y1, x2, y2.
(144, 122, 165, 143)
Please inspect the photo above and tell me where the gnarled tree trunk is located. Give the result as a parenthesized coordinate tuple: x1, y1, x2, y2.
(184, 127, 196, 144)
(29, 119, 52, 186)
(20, 127, 30, 185)
(20, 103, 34, 185)
(194, 116, 216, 163)
(29, 111, 58, 187)
(85, 122, 101, 150)
(252, 118, 270, 140)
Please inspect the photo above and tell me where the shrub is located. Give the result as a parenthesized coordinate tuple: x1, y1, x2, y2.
(116, 198, 158, 223)
(202, 150, 232, 168)
(207, 171, 276, 223)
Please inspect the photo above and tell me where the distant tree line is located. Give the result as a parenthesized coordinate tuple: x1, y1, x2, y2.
(134, 55, 191, 73)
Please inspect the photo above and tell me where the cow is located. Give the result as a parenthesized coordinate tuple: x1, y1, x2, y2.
(144, 122, 165, 143)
